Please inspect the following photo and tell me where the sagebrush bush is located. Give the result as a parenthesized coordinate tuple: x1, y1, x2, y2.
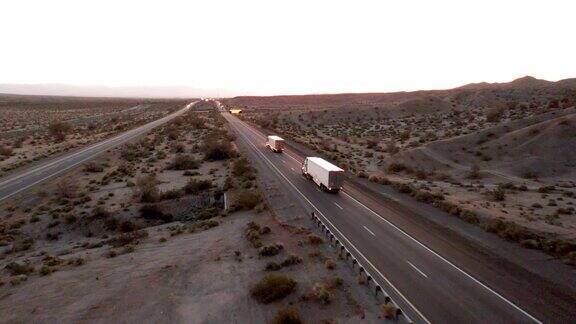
(308, 234, 323, 245)
(271, 307, 303, 324)
(259, 243, 284, 257)
(231, 189, 262, 210)
(135, 175, 160, 202)
(139, 204, 172, 222)
(166, 154, 199, 170)
(184, 178, 212, 195)
(250, 274, 297, 303)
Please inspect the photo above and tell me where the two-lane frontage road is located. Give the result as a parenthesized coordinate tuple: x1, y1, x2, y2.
(221, 109, 552, 323)
(0, 102, 195, 204)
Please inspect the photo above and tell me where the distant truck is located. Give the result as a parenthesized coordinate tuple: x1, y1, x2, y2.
(302, 157, 344, 193)
(266, 135, 285, 153)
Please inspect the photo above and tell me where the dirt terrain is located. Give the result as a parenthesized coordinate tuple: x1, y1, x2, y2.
(223, 76, 576, 266)
(0, 100, 392, 322)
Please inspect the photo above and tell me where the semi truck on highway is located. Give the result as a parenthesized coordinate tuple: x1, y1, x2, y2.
(302, 157, 344, 193)
(266, 135, 285, 153)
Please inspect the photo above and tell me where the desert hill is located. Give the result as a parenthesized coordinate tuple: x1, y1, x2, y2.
(392, 107, 576, 180)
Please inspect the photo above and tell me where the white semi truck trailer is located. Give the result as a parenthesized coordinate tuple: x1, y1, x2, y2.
(266, 135, 285, 153)
(302, 157, 344, 193)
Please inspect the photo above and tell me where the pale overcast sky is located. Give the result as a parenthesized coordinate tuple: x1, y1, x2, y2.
(1, 0, 575, 96)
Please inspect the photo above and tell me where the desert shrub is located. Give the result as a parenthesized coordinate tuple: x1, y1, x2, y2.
(281, 254, 303, 267)
(271, 307, 303, 324)
(39, 265, 52, 276)
(250, 274, 297, 303)
(139, 204, 172, 222)
(203, 136, 234, 161)
(413, 190, 444, 204)
(5, 262, 34, 276)
(486, 106, 504, 122)
(83, 162, 104, 173)
(119, 220, 137, 232)
(487, 187, 505, 201)
(48, 121, 72, 141)
(92, 206, 111, 218)
(231, 189, 262, 210)
(259, 243, 284, 257)
(483, 219, 537, 243)
(538, 186, 555, 193)
(312, 283, 331, 304)
(135, 175, 160, 202)
(382, 303, 398, 319)
(324, 259, 336, 270)
(160, 189, 183, 200)
(0, 146, 13, 156)
(460, 210, 480, 224)
(56, 178, 78, 199)
(332, 276, 344, 286)
(109, 230, 149, 248)
(392, 182, 414, 195)
(467, 165, 481, 179)
(166, 154, 199, 170)
(266, 262, 282, 271)
(232, 157, 254, 177)
(523, 171, 538, 179)
(308, 234, 323, 245)
(387, 163, 409, 173)
(245, 222, 264, 248)
(184, 178, 212, 195)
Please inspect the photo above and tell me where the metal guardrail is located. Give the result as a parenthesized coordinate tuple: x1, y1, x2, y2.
(310, 211, 413, 323)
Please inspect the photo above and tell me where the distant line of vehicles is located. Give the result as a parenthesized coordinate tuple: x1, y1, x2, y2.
(265, 135, 344, 193)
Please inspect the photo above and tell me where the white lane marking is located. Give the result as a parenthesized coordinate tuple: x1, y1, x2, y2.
(363, 225, 375, 236)
(229, 112, 541, 324)
(341, 192, 541, 323)
(407, 261, 429, 278)
(334, 202, 344, 210)
(0, 103, 194, 203)
(226, 116, 425, 324)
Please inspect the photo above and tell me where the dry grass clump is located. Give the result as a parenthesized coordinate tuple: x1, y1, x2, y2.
(5, 261, 35, 276)
(166, 154, 199, 170)
(0, 146, 13, 156)
(311, 282, 332, 304)
(135, 175, 160, 202)
(230, 189, 262, 211)
(259, 243, 284, 257)
(245, 221, 269, 248)
(250, 274, 297, 304)
(108, 229, 149, 248)
(381, 303, 398, 319)
(280, 254, 303, 267)
(139, 204, 173, 223)
(184, 178, 212, 195)
(48, 121, 72, 141)
(308, 234, 324, 245)
(271, 307, 303, 324)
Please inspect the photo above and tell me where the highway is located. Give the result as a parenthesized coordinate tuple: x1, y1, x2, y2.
(0, 102, 195, 204)
(220, 107, 569, 323)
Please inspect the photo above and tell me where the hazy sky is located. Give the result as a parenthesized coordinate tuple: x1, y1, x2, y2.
(1, 0, 575, 96)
